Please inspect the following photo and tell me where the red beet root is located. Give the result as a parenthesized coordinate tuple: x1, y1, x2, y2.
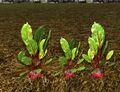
(92, 73, 104, 77)
(28, 71, 43, 79)
(64, 72, 75, 77)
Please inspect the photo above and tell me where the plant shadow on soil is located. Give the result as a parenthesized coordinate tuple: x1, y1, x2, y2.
(0, 3, 120, 92)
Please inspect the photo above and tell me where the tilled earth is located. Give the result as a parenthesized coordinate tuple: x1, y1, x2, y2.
(0, 3, 120, 92)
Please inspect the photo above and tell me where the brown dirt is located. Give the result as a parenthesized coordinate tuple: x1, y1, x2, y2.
(0, 3, 120, 92)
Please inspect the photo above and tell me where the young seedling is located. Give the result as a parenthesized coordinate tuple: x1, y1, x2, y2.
(82, 22, 114, 77)
(59, 37, 86, 77)
(18, 23, 52, 78)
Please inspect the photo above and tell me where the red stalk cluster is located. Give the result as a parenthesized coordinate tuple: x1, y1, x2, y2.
(91, 46, 102, 69)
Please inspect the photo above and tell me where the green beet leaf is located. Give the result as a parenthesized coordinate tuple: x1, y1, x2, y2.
(70, 66, 86, 73)
(69, 38, 79, 49)
(21, 56, 32, 65)
(88, 37, 98, 54)
(91, 22, 105, 46)
(21, 23, 33, 46)
(77, 58, 84, 64)
(70, 68, 77, 73)
(100, 60, 105, 66)
(20, 23, 38, 55)
(88, 48, 94, 60)
(91, 35, 99, 48)
(71, 42, 80, 61)
(106, 50, 114, 60)
(60, 38, 72, 59)
(18, 51, 32, 65)
(71, 48, 78, 60)
(26, 39, 38, 55)
(34, 25, 45, 44)
(82, 54, 91, 63)
(77, 66, 86, 71)
(39, 39, 47, 59)
(34, 69, 42, 74)
(18, 51, 26, 61)
(102, 41, 108, 56)
(19, 71, 28, 77)
(91, 22, 105, 39)
(92, 69, 97, 73)
(43, 30, 51, 50)
(52, 71, 61, 77)
(59, 56, 67, 66)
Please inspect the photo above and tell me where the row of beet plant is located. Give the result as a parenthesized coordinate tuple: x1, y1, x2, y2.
(17, 22, 114, 78)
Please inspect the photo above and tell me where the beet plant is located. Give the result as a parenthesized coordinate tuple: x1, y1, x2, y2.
(18, 23, 52, 78)
(82, 22, 114, 77)
(59, 37, 86, 77)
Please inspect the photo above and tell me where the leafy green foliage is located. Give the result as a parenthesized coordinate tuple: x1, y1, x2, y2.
(26, 39, 38, 55)
(20, 22, 51, 60)
(82, 54, 91, 63)
(60, 37, 80, 61)
(18, 23, 52, 78)
(59, 37, 86, 74)
(69, 38, 79, 49)
(21, 56, 32, 65)
(102, 41, 108, 56)
(91, 22, 105, 47)
(34, 69, 42, 73)
(21, 23, 33, 45)
(88, 37, 98, 54)
(19, 71, 28, 77)
(88, 48, 94, 60)
(77, 58, 84, 64)
(100, 60, 105, 66)
(39, 39, 47, 59)
(70, 66, 86, 73)
(18, 51, 32, 65)
(59, 56, 66, 66)
(44, 30, 51, 50)
(60, 38, 72, 59)
(72, 47, 78, 60)
(70, 68, 77, 73)
(34, 26, 45, 44)
(83, 22, 114, 74)
(106, 50, 114, 60)
(21, 23, 38, 55)
(18, 51, 26, 61)
(77, 66, 86, 71)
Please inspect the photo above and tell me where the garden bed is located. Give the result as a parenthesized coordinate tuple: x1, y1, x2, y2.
(0, 3, 120, 92)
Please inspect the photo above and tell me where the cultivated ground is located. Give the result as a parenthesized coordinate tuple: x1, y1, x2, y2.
(0, 3, 120, 92)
